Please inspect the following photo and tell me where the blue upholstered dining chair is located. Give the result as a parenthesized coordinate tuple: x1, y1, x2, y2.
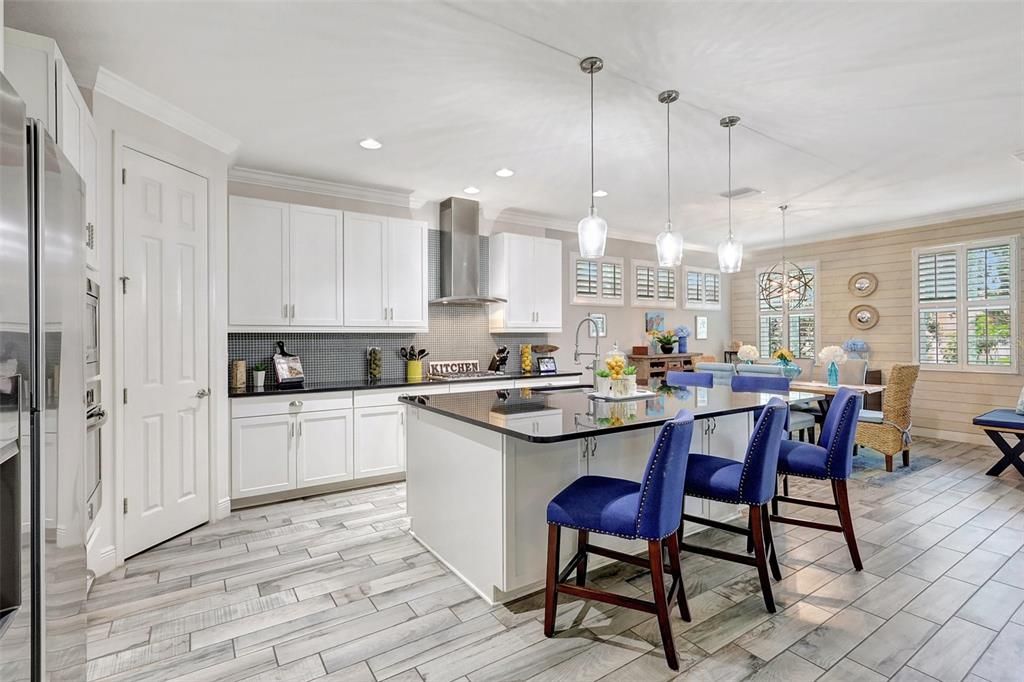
(544, 411, 695, 670)
(666, 370, 713, 388)
(773, 388, 865, 570)
(679, 398, 789, 612)
(731, 374, 790, 393)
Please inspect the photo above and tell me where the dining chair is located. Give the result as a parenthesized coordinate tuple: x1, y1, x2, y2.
(772, 388, 865, 570)
(679, 398, 789, 612)
(544, 411, 695, 670)
(840, 359, 868, 385)
(666, 370, 713, 388)
(695, 362, 735, 387)
(731, 374, 789, 393)
(792, 358, 813, 379)
(855, 363, 919, 472)
(736, 363, 786, 376)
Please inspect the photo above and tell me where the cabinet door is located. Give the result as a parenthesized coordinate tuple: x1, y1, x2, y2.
(229, 197, 290, 325)
(504, 234, 536, 327)
(343, 212, 387, 327)
(354, 405, 406, 477)
(386, 218, 428, 329)
(81, 112, 99, 271)
(289, 205, 344, 326)
(705, 413, 752, 523)
(297, 409, 354, 487)
(57, 59, 82, 172)
(533, 238, 562, 329)
(231, 415, 295, 498)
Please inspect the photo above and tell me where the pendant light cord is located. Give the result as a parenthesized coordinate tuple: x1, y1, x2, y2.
(727, 124, 733, 240)
(590, 68, 595, 210)
(666, 100, 671, 225)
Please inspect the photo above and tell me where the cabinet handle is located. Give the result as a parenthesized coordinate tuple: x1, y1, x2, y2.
(283, 304, 288, 319)
(289, 400, 303, 407)
(291, 303, 296, 319)
(298, 421, 303, 437)
(289, 422, 294, 438)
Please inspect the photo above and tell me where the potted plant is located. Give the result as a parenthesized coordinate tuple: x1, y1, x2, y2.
(595, 368, 612, 396)
(623, 365, 638, 395)
(252, 362, 267, 388)
(675, 326, 691, 353)
(652, 331, 678, 354)
(772, 348, 801, 379)
(737, 344, 759, 364)
(818, 345, 848, 387)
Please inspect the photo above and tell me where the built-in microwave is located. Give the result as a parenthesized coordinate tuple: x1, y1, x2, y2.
(85, 278, 99, 377)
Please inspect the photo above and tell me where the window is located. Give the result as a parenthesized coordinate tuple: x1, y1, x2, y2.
(914, 237, 1017, 372)
(756, 262, 817, 359)
(684, 266, 722, 310)
(572, 254, 624, 306)
(631, 260, 676, 307)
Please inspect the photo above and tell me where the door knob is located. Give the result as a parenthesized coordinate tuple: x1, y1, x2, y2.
(195, 388, 210, 399)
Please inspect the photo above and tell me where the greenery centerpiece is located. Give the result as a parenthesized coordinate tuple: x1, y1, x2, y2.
(772, 348, 802, 379)
(650, 330, 679, 354)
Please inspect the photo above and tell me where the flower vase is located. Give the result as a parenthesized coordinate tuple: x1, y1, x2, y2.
(660, 344, 675, 354)
(678, 337, 688, 353)
(595, 376, 611, 396)
(253, 371, 265, 388)
(780, 363, 801, 380)
(1016, 386, 1024, 415)
(611, 378, 629, 398)
(827, 361, 839, 387)
(625, 375, 637, 395)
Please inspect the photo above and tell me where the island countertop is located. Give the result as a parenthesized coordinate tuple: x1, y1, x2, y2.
(399, 385, 823, 443)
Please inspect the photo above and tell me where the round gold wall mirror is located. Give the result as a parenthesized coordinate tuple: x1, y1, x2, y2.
(848, 272, 878, 297)
(849, 304, 879, 330)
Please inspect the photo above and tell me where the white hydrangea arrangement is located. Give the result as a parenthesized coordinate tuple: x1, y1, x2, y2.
(818, 345, 848, 366)
(737, 344, 759, 363)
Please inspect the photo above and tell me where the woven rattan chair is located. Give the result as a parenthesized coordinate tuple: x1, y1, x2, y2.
(854, 363, 920, 472)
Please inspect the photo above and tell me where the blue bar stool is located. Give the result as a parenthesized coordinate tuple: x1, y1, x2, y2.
(666, 370, 713, 388)
(544, 411, 695, 670)
(679, 398, 789, 612)
(772, 388, 864, 570)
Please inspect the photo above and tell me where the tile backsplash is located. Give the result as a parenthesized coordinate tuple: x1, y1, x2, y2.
(227, 234, 549, 385)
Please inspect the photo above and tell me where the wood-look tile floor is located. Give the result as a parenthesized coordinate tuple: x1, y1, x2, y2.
(86, 437, 1024, 681)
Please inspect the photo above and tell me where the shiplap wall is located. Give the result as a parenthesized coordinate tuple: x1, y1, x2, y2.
(731, 210, 1024, 445)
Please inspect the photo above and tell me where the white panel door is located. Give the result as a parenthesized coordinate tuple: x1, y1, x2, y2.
(231, 415, 295, 497)
(343, 212, 387, 327)
(533, 238, 562, 328)
(228, 196, 289, 326)
(57, 60, 81, 172)
(297, 409, 354, 487)
(81, 113, 99, 271)
(354, 405, 406, 477)
(122, 148, 210, 557)
(289, 205, 344, 326)
(386, 218, 428, 329)
(504, 234, 536, 328)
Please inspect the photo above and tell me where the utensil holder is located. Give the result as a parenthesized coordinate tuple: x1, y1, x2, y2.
(406, 360, 423, 382)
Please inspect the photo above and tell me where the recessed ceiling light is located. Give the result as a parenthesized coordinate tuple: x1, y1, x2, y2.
(359, 138, 382, 150)
(593, 190, 608, 198)
(463, 186, 480, 195)
(495, 168, 515, 178)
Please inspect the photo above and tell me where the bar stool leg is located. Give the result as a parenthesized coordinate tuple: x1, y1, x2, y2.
(647, 539, 679, 670)
(750, 506, 776, 613)
(832, 480, 863, 571)
(902, 449, 910, 468)
(543, 524, 560, 637)
(576, 530, 589, 586)
(665, 532, 690, 621)
(761, 503, 782, 580)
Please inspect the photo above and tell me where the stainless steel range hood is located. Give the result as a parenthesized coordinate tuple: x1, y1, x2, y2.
(431, 197, 506, 305)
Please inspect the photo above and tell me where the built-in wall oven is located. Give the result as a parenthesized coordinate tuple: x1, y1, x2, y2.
(85, 278, 102, 522)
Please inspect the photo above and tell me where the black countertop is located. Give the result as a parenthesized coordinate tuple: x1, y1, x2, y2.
(228, 371, 583, 398)
(400, 385, 824, 443)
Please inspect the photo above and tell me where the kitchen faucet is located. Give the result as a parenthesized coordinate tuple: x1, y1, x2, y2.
(574, 316, 601, 389)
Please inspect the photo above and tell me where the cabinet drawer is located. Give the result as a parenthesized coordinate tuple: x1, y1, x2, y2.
(448, 379, 516, 394)
(514, 376, 579, 389)
(353, 384, 448, 408)
(231, 392, 354, 418)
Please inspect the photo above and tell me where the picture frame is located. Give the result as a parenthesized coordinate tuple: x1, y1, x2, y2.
(645, 311, 666, 334)
(537, 356, 558, 374)
(695, 315, 708, 340)
(587, 312, 607, 338)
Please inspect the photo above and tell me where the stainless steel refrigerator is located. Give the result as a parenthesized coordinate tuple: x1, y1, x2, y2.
(0, 73, 87, 681)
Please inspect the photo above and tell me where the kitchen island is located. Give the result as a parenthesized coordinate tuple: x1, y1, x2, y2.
(401, 384, 822, 603)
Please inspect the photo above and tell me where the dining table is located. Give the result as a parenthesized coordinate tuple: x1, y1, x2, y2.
(789, 380, 885, 418)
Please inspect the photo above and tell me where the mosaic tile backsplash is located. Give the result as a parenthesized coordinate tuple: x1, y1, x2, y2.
(227, 234, 549, 385)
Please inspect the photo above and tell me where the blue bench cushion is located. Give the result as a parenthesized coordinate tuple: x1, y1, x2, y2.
(974, 409, 1024, 431)
(777, 439, 843, 480)
(547, 476, 642, 539)
(684, 454, 744, 504)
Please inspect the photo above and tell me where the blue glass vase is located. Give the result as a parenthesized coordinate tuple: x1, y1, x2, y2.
(678, 337, 688, 353)
(827, 361, 839, 387)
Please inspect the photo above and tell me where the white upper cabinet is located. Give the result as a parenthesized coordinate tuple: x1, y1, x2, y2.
(81, 113, 98, 270)
(229, 196, 290, 326)
(343, 212, 428, 331)
(289, 204, 344, 327)
(489, 232, 563, 332)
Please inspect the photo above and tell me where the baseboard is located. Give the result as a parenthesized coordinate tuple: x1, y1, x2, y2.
(216, 496, 232, 520)
(89, 545, 117, 580)
(229, 474, 405, 511)
(912, 427, 990, 447)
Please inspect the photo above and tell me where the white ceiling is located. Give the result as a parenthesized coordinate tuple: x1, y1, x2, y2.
(7, 1, 1024, 247)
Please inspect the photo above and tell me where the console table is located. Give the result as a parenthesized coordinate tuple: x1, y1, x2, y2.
(628, 353, 702, 385)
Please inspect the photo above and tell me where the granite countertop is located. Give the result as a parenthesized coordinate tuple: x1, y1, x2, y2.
(228, 370, 584, 398)
(400, 385, 824, 443)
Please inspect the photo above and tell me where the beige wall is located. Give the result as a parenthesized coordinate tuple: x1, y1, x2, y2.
(731, 210, 1024, 444)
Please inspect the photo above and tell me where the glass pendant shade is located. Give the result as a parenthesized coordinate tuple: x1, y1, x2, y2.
(577, 207, 608, 258)
(717, 237, 743, 273)
(656, 223, 684, 266)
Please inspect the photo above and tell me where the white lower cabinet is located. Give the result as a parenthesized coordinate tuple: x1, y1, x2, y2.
(231, 414, 296, 498)
(296, 409, 354, 487)
(705, 412, 753, 523)
(354, 405, 406, 478)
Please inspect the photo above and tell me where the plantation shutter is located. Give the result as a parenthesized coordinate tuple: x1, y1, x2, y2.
(635, 265, 655, 300)
(918, 251, 958, 302)
(657, 268, 675, 301)
(575, 258, 598, 297)
(601, 262, 623, 299)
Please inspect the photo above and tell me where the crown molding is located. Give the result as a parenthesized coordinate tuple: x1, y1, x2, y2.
(228, 167, 427, 209)
(93, 67, 240, 157)
(746, 199, 1024, 253)
(484, 207, 715, 253)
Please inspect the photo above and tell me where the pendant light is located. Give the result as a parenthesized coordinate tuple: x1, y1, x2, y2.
(717, 115, 743, 273)
(655, 89, 683, 267)
(577, 56, 608, 258)
(760, 204, 813, 311)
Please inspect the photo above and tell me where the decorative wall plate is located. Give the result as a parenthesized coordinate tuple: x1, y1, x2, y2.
(848, 272, 878, 297)
(849, 304, 879, 330)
